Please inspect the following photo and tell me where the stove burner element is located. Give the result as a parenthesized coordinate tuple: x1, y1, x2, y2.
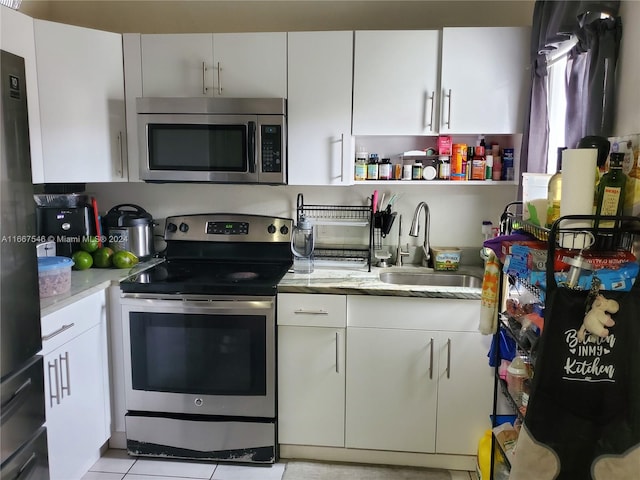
(227, 271, 259, 281)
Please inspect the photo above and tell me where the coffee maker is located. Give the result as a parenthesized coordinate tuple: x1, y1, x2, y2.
(35, 193, 96, 258)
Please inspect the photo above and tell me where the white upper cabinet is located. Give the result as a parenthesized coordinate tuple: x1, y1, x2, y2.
(353, 30, 440, 136)
(439, 27, 531, 135)
(140, 33, 287, 98)
(287, 31, 354, 185)
(141, 34, 213, 97)
(0, 6, 44, 183)
(34, 20, 127, 182)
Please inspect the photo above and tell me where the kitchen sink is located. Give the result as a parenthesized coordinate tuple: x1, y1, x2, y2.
(379, 271, 483, 288)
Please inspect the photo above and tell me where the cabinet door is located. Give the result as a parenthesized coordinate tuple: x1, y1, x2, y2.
(278, 326, 345, 447)
(288, 31, 353, 185)
(0, 6, 44, 183)
(353, 30, 440, 135)
(44, 324, 108, 480)
(436, 331, 493, 455)
(141, 34, 213, 97)
(345, 327, 438, 453)
(213, 33, 287, 98)
(34, 19, 127, 182)
(440, 27, 530, 134)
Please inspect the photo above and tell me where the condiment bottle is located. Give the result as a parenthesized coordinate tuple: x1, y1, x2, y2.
(594, 152, 627, 228)
(354, 146, 368, 181)
(378, 158, 392, 180)
(412, 161, 423, 180)
(367, 154, 379, 180)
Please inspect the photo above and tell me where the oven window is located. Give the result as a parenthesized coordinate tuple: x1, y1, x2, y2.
(148, 124, 247, 171)
(129, 312, 266, 396)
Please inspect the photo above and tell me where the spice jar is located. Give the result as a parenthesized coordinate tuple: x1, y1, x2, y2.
(412, 162, 423, 180)
(367, 154, 379, 180)
(378, 158, 392, 180)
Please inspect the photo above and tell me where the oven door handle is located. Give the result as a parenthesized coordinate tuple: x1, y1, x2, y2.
(123, 295, 274, 311)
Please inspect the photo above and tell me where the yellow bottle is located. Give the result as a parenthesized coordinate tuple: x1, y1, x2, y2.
(546, 147, 566, 228)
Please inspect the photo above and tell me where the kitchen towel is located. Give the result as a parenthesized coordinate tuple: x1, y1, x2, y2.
(559, 148, 597, 248)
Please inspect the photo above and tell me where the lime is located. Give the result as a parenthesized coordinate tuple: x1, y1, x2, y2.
(112, 250, 139, 269)
(80, 236, 100, 253)
(72, 250, 93, 270)
(93, 247, 114, 268)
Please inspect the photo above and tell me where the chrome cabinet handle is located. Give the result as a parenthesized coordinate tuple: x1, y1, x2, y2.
(42, 323, 75, 341)
(446, 338, 451, 379)
(428, 337, 434, 380)
(217, 62, 222, 95)
(202, 61, 208, 95)
(59, 352, 71, 398)
(426, 91, 435, 130)
(48, 359, 60, 407)
(335, 331, 340, 373)
(340, 134, 345, 183)
(0, 378, 32, 426)
(293, 309, 328, 315)
(16, 452, 38, 480)
(116, 131, 124, 177)
(444, 89, 452, 129)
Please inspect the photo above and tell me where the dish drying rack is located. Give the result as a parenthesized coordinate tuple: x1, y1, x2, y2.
(296, 193, 374, 271)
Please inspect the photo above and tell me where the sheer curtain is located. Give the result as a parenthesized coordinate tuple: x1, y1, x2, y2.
(521, 0, 622, 174)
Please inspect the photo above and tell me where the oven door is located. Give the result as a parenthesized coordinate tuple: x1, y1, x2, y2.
(121, 295, 275, 418)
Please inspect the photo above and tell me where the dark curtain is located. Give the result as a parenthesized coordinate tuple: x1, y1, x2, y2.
(521, 1, 622, 174)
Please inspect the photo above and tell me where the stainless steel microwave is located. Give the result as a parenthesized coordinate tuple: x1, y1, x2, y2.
(137, 97, 286, 184)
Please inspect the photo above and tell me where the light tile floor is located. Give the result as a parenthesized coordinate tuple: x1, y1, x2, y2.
(83, 450, 478, 480)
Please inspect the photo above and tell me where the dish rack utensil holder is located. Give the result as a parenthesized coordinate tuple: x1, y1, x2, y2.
(296, 193, 374, 271)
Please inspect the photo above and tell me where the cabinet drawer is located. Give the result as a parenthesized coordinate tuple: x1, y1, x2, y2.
(348, 296, 480, 332)
(41, 290, 106, 355)
(277, 294, 346, 327)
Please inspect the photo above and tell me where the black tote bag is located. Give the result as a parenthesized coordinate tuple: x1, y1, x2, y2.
(509, 263, 640, 479)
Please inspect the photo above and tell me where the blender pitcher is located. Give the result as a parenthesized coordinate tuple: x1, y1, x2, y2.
(291, 216, 315, 273)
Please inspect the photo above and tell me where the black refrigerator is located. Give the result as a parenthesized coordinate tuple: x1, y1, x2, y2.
(0, 49, 49, 480)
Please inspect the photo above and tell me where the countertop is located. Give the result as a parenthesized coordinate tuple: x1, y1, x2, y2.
(40, 260, 484, 317)
(40, 258, 164, 317)
(278, 265, 484, 300)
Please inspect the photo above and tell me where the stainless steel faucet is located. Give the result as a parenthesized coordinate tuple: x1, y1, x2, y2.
(409, 202, 430, 267)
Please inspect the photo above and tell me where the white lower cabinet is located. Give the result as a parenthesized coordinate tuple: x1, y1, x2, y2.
(277, 294, 346, 447)
(41, 290, 110, 480)
(345, 326, 438, 452)
(277, 293, 493, 458)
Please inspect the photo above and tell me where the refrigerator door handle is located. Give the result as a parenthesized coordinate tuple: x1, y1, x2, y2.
(0, 378, 32, 426)
(16, 452, 38, 480)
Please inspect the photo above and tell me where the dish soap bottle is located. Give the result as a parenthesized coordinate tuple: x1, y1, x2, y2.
(594, 152, 627, 229)
(546, 147, 567, 228)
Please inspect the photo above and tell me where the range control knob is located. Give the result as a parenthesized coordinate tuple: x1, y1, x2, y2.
(166, 223, 177, 233)
(179, 222, 189, 233)
(280, 225, 289, 235)
(267, 224, 277, 234)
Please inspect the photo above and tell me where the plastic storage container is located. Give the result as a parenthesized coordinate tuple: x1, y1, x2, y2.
(37, 256, 74, 298)
(506, 355, 530, 406)
(432, 247, 461, 271)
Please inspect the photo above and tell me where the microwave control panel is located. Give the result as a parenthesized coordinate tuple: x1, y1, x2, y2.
(261, 125, 282, 173)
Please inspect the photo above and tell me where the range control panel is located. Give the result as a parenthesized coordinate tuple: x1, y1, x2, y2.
(164, 214, 292, 243)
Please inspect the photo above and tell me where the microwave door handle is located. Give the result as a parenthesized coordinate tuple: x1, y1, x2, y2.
(248, 121, 257, 173)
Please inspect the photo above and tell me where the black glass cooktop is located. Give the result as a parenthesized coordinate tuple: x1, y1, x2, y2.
(120, 259, 292, 296)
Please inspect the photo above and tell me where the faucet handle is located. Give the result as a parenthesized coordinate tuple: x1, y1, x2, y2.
(396, 243, 410, 266)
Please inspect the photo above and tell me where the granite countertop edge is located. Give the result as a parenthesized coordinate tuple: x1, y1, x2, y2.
(277, 265, 484, 300)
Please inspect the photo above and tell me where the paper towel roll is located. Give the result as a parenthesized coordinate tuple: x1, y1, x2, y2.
(559, 148, 597, 248)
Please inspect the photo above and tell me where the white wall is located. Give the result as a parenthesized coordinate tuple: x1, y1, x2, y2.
(87, 182, 517, 253)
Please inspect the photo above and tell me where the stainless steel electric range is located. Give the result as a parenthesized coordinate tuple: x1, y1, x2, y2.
(119, 213, 293, 464)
